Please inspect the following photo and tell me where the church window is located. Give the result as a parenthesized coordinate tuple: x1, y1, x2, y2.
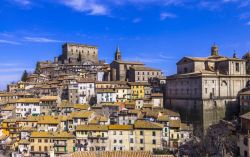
(236, 63, 239, 72)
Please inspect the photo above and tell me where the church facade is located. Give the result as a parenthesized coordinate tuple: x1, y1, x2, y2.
(165, 44, 250, 132)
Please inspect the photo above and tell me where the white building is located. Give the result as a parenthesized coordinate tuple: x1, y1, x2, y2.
(78, 80, 95, 104)
(96, 89, 117, 104)
(15, 98, 41, 117)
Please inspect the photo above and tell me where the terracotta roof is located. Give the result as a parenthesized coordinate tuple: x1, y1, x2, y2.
(130, 66, 161, 71)
(180, 123, 192, 131)
(157, 115, 169, 122)
(30, 131, 75, 138)
(114, 60, 145, 65)
(17, 116, 40, 122)
(37, 116, 60, 124)
(169, 119, 181, 128)
(69, 111, 94, 119)
(108, 125, 133, 130)
(76, 125, 108, 131)
(16, 98, 40, 103)
(134, 120, 163, 130)
(1, 105, 15, 111)
(40, 96, 58, 101)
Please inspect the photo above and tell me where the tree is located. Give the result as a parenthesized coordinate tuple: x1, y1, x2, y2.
(21, 70, 28, 82)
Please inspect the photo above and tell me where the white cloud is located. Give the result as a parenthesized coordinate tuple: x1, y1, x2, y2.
(24, 37, 62, 43)
(0, 39, 20, 45)
(14, 0, 31, 5)
(111, 0, 184, 6)
(132, 18, 142, 23)
(60, 0, 108, 15)
(160, 12, 177, 20)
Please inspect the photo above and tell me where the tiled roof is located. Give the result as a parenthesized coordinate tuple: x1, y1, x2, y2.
(40, 96, 58, 101)
(37, 116, 60, 124)
(76, 125, 108, 131)
(108, 125, 133, 130)
(130, 66, 161, 71)
(157, 115, 169, 122)
(169, 119, 181, 128)
(134, 120, 163, 130)
(74, 104, 90, 110)
(30, 131, 75, 138)
(16, 98, 40, 103)
(70, 111, 94, 119)
(1, 105, 15, 111)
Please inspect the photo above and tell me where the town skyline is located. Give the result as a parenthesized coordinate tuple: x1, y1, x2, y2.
(1, 0, 250, 89)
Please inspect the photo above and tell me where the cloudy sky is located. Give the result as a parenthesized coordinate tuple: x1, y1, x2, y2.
(0, 0, 250, 89)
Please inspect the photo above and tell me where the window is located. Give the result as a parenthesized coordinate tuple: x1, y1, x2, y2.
(44, 146, 48, 151)
(45, 139, 48, 143)
(119, 140, 122, 144)
(244, 151, 248, 157)
(130, 138, 134, 143)
(152, 131, 156, 136)
(244, 137, 248, 146)
(236, 63, 240, 72)
(140, 139, 144, 144)
(38, 139, 42, 142)
(31, 146, 34, 151)
(39, 146, 41, 151)
(114, 140, 117, 143)
(152, 139, 156, 144)
(130, 147, 134, 151)
(205, 88, 207, 94)
(140, 131, 144, 136)
(140, 147, 144, 151)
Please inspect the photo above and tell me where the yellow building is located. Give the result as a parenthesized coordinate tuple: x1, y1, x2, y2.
(37, 115, 60, 132)
(1, 119, 17, 139)
(30, 131, 75, 156)
(128, 82, 147, 99)
(134, 120, 163, 152)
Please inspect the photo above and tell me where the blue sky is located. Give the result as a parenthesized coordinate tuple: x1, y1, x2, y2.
(0, 0, 250, 90)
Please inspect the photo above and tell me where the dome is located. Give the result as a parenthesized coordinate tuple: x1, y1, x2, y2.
(243, 52, 250, 59)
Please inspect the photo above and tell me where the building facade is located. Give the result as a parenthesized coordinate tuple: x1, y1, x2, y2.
(165, 45, 250, 131)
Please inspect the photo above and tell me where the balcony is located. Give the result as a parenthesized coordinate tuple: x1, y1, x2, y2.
(54, 142, 67, 147)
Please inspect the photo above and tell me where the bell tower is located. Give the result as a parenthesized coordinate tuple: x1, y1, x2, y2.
(115, 45, 122, 61)
(211, 43, 219, 56)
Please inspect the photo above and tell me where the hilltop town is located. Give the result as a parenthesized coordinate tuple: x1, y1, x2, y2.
(1, 43, 250, 157)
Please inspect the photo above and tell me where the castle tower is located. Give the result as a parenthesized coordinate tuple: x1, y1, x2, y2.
(211, 43, 219, 56)
(115, 45, 122, 61)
